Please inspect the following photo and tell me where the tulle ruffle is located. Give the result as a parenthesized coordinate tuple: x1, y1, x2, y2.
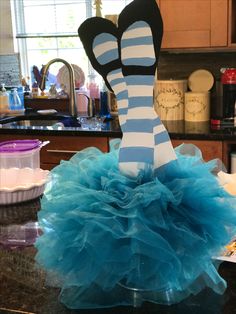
(35, 139, 236, 309)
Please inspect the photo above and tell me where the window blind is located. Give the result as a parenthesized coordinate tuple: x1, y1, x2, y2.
(12, 0, 132, 79)
(14, 0, 132, 38)
(14, 0, 92, 38)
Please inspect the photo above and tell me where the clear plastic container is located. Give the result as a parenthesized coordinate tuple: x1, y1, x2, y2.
(0, 139, 42, 169)
(9, 88, 23, 110)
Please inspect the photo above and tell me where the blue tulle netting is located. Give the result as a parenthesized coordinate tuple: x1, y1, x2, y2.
(35, 139, 236, 309)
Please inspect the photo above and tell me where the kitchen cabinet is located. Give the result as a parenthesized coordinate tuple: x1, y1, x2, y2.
(1, 133, 235, 173)
(172, 139, 223, 162)
(229, 0, 236, 47)
(157, 0, 229, 49)
(0, 134, 109, 170)
(108, 137, 224, 165)
(39, 135, 108, 170)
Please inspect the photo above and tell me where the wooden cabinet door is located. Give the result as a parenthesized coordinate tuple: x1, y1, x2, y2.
(172, 139, 223, 162)
(39, 135, 108, 167)
(159, 0, 228, 48)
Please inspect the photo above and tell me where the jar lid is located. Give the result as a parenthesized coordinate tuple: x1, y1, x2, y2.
(188, 69, 214, 92)
(221, 68, 236, 84)
(0, 139, 41, 153)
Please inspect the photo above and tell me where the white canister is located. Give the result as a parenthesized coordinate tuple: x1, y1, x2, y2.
(184, 92, 210, 122)
(154, 80, 187, 121)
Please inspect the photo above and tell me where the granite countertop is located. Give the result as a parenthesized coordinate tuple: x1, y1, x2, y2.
(1, 198, 236, 314)
(1, 111, 236, 140)
(0, 111, 122, 138)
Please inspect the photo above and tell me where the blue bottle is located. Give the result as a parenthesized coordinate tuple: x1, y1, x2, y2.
(100, 91, 110, 117)
(9, 88, 23, 110)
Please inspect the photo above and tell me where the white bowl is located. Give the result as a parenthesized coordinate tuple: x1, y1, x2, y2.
(0, 168, 50, 205)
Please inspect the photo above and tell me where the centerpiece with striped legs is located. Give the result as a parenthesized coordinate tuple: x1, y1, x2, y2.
(35, 0, 236, 309)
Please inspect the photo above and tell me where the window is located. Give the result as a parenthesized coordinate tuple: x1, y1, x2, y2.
(12, 0, 132, 88)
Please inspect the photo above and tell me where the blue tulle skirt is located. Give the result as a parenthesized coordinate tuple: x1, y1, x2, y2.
(35, 139, 236, 309)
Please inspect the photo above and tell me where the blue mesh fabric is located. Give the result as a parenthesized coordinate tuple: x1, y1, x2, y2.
(35, 140, 236, 309)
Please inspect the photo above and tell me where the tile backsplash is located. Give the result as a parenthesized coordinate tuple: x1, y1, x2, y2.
(0, 53, 21, 86)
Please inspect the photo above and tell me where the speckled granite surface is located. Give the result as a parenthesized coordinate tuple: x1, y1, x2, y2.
(1, 111, 236, 140)
(0, 199, 236, 314)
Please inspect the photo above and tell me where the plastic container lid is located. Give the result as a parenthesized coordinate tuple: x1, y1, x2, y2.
(188, 69, 214, 92)
(0, 140, 41, 153)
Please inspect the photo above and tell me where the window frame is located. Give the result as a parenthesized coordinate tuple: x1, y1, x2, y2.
(12, 0, 132, 85)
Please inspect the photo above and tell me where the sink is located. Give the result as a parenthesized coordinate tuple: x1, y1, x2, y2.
(4, 119, 64, 127)
(0, 113, 81, 128)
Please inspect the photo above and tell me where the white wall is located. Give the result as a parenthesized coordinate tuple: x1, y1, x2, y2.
(0, 0, 14, 54)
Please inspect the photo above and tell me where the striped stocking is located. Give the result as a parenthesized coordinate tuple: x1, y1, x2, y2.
(119, 20, 176, 177)
(78, 18, 128, 130)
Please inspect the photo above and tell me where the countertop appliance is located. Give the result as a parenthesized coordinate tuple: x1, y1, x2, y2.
(221, 68, 236, 119)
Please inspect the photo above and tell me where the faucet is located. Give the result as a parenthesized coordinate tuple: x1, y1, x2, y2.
(40, 58, 77, 117)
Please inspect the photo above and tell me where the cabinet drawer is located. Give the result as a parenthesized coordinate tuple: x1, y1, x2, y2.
(40, 136, 108, 164)
(40, 163, 56, 171)
(0, 134, 108, 167)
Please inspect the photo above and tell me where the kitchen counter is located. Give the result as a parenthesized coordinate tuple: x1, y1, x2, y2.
(1, 111, 236, 171)
(0, 111, 122, 138)
(0, 198, 236, 314)
(1, 111, 236, 140)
